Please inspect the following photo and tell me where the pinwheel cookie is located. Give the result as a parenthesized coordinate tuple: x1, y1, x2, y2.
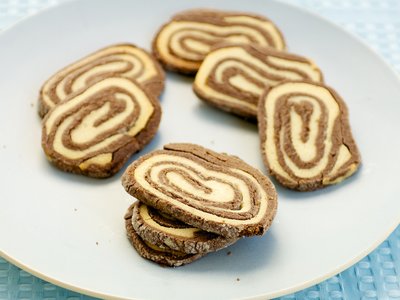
(39, 44, 164, 117)
(124, 203, 205, 267)
(122, 143, 278, 239)
(129, 201, 237, 254)
(258, 81, 361, 191)
(152, 9, 285, 74)
(194, 43, 323, 119)
(42, 76, 162, 178)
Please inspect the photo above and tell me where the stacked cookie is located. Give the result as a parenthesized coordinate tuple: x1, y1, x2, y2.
(39, 44, 164, 178)
(122, 143, 278, 266)
(152, 8, 361, 191)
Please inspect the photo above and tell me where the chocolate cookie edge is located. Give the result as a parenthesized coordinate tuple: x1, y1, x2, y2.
(132, 201, 239, 254)
(125, 202, 205, 267)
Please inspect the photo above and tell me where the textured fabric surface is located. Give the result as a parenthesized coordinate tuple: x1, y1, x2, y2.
(0, 0, 399, 299)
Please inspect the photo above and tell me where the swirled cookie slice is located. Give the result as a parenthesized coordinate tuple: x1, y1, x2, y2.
(153, 9, 285, 74)
(122, 143, 277, 239)
(131, 201, 237, 254)
(194, 43, 323, 118)
(42, 76, 161, 178)
(258, 81, 361, 191)
(39, 44, 165, 117)
(125, 203, 204, 267)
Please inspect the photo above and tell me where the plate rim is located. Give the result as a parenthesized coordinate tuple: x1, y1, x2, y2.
(0, 0, 399, 299)
(2, 222, 399, 300)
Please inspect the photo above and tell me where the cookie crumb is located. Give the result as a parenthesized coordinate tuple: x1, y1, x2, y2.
(30, 102, 34, 107)
(227, 251, 232, 256)
(236, 278, 240, 282)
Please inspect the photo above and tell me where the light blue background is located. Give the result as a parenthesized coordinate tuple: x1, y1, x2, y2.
(0, 0, 399, 299)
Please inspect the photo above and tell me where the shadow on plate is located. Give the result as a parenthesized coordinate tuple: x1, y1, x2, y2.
(274, 164, 363, 201)
(180, 230, 278, 274)
(165, 71, 195, 85)
(193, 102, 257, 132)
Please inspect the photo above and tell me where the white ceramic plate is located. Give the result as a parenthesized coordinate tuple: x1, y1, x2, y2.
(0, 0, 399, 299)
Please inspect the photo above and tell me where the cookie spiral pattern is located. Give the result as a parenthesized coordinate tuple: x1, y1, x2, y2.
(39, 44, 164, 117)
(194, 43, 323, 118)
(122, 143, 277, 238)
(131, 201, 237, 254)
(258, 81, 361, 191)
(153, 9, 286, 74)
(42, 76, 161, 178)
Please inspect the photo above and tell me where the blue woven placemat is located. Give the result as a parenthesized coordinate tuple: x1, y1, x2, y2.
(0, 1, 399, 299)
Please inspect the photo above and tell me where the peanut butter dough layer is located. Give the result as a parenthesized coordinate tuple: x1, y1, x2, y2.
(194, 43, 323, 119)
(122, 143, 278, 239)
(42, 76, 161, 178)
(39, 44, 165, 117)
(152, 9, 286, 74)
(258, 81, 361, 191)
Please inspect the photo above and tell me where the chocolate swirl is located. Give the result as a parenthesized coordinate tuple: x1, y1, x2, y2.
(131, 201, 237, 254)
(39, 44, 165, 117)
(122, 143, 277, 238)
(194, 43, 323, 118)
(153, 9, 286, 74)
(258, 81, 361, 191)
(42, 76, 161, 178)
